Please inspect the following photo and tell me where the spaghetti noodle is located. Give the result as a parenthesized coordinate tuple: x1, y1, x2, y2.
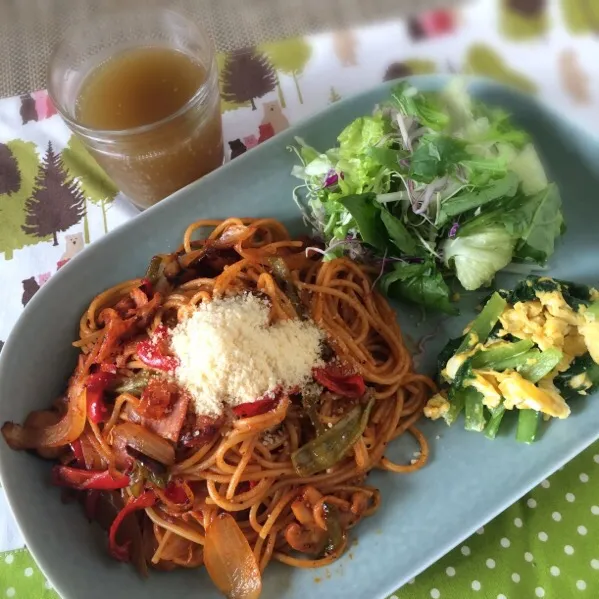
(2, 218, 434, 597)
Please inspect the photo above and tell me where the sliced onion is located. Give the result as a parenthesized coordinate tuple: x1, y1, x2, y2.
(204, 513, 262, 599)
(112, 422, 175, 466)
(1, 388, 87, 449)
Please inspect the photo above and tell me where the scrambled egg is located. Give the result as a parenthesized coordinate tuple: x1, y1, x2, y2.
(465, 373, 502, 409)
(494, 370, 570, 419)
(499, 290, 596, 372)
(423, 393, 450, 420)
(427, 282, 599, 424)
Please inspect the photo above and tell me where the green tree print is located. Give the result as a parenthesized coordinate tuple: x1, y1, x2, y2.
(0, 140, 48, 260)
(465, 44, 537, 94)
(561, 0, 599, 34)
(22, 142, 85, 246)
(61, 135, 119, 242)
(259, 38, 312, 105)
(500, 0, 549, 40)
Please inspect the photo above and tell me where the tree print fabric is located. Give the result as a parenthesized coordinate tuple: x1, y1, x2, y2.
(1, 0, 599, 597)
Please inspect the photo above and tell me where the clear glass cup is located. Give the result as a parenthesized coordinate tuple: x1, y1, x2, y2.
(48, 8, 224, 210)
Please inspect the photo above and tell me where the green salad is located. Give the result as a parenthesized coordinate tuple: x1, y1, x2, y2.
(291, 81, 564, 314)
(425, 276, 599, 443)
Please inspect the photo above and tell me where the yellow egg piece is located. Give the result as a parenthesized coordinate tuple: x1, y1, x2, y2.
(424, 393, 450, 420)
(466, 372, 502, 409)
(496, 371, 570, 419)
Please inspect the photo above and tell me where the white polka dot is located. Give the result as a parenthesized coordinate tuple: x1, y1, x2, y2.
(4, 554, 13, 564)
(525, 552, 534, 562)
(408, 578, 415, 584)
(514, 517, 523, 528)
(535, 587, 545, 597)
(579, 473, 589, 483)
(538, 531, 548, 542)
(500, 537, 511, 548)
(446, 567, 456, 577)
(541, 479, 550, 488)
(591, 505, 599, 515)
(527, 498, 537, 508)
(389, 595, 398, 599)
(44, 581, 52, 590)
(471, 580, 481, 591)
(576, 580, 586, 591)
(24, 567, 33, 577)
(578, 525, 588, 536)
(550, 566, 560, 576)
(486, 558, 496, 569)
(591, 559, 599, 570)
(552, 511, 562, 522)
(5, 589, 15, 598)
(566, 492, 576, 502)
(594, 454, 599, 464)
(497, 595, 507, 599)
(430, 590, 440, 599)
(476, 526, 485, 535)
(512, 573, 521, 583)
(461, 545, 471, 556)
(565, 545, 575, 555)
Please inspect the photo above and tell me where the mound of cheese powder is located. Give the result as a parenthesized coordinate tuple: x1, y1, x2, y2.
(170, 293, 324, 416)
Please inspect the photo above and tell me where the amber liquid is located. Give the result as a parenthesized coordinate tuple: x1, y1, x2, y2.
(75, 47, 223, 208)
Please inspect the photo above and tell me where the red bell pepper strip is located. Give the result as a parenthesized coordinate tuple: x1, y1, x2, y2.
(164, 481, 188, 504)
(139, 278, 154, 297)
(232, 397, 277, 418)
(313, 367, 366, 398)
(51, 465, 130, 491)
(86, 370, 116, 423)
(136, 325, 179, 372)
(109, 491, 156, 561)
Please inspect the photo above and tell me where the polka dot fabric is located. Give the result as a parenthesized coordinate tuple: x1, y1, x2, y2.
(0, 549, 57, 599)
(390, 443, 599, 598)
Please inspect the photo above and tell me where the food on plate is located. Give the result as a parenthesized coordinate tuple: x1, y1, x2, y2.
(425, 276, 599, 442)
(1, 218, 433, 597)
(291, 80, 564, 313)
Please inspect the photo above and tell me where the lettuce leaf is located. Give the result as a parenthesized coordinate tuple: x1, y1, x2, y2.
(442, 228, 516, 291)
(379, 260, 457, 314)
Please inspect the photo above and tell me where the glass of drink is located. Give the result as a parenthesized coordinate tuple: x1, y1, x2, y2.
(48, 8, 224, 210)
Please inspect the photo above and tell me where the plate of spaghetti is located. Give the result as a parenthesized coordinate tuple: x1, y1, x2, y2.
(2, 217, 433, 598)
(1, 76, 599, 599)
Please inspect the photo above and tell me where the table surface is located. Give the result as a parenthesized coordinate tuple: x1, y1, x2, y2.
(0, 0, 452, 98)
(1, 0, 599, 598)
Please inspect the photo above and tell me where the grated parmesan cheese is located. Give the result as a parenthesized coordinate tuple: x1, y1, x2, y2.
(170, 293, 324, 416)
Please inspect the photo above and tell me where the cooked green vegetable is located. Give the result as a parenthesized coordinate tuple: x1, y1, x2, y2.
(484, 405, 506, 439)
(426, 276, 599, 444)
(457, 292, 507, 353)
(555, 353, 599, 400)
(471, 339, 534, 370)
(516, 410, 540, 444)
(321, 502, 346, 557)
(268, 256, 306, 317)
(112, 371, 151, 397)
(145, 255, 163, 284)
(464, 388, 486, 432)
(518, 348, 563, 383)
(291, 398, 374, 476)
(291, 80, 564, 312)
